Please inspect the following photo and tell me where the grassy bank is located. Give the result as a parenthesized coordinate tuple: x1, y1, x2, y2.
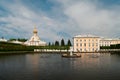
(0, 42, 70, 52)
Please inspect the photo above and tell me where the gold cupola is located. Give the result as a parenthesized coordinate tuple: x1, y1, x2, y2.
(33, 26, 38, 34)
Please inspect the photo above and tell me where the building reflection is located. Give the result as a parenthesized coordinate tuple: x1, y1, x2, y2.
(25, 53, 112, 74)
(68, 53, 111, 71)
(25, 54, 40, 71)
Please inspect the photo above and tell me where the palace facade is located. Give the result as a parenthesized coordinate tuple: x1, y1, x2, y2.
(73, 35, 100, 52)
(73, 34, 120, 52)
(100, 38, 120, 46)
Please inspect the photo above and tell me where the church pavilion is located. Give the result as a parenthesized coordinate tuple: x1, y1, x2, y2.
(24, 27, 46, 46)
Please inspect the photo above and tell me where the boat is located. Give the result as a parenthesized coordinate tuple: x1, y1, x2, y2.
(62, 47, 81, 58)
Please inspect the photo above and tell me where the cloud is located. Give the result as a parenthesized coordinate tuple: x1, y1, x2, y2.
(0, 0, 120, 43)
(56, 0, 120, 38)
(0, 0, 64, 42)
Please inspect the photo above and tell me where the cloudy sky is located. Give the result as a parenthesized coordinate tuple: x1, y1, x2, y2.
(0, 0, 120, 42)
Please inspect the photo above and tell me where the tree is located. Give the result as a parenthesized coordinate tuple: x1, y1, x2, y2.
(61, 39, 65, 46)
(9, 38, 27, 42)
(55, 41, 59, 46)
(18, 38, 27, 42)
(48, 42, 51, 46)
(67, 39, 72, 46)
(9, 38, 17, 41)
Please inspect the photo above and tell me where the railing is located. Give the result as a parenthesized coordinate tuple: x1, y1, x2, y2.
(34, 49, 120, 53)
(100, 49, 120, 52)
(34, 49, 69, 52)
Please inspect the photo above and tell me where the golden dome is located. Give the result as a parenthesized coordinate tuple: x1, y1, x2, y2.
(33, 27, 38, 33)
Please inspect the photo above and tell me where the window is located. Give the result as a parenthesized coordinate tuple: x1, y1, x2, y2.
(80, 43, 82, 46)
(76, 43, 78, 46)
(92, 48, 94, 51)
(84, 43, 86, 47)
(80, 39, 82, 42)
(80, 48, 82, 51)
(76, 48, 78, 51)
(89, 43, 90, 47)
(96, 43, 98, 46)
(92, 43, 94, 47)
(84, 39, 86, 42)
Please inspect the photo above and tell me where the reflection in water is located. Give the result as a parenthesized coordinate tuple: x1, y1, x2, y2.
(0, 53, 120, 80)
(26, 54, 40, 70)
(67, 53, 111, 72)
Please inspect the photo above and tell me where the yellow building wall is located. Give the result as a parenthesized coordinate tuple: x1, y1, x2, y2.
(73, 37, 100, 52)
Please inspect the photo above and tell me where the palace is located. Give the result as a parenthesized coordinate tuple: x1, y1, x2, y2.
(100, 38, 120, 46)
(73, 35, 100, 52)
(73, 34, 120, 52)
(0, 37, 7, 42)
(24, 27, 46, 46)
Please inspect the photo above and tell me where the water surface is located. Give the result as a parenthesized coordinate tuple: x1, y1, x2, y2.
(0, 53, 120, 80)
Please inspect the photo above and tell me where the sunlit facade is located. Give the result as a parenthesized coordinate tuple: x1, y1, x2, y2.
(100, 38, 120, 46)
(73, 34, 120, 52)
(73, 35, 100, 52)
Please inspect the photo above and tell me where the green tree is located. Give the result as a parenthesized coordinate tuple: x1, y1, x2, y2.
(67, 39, 72, 46)
(9, 38, 17, 41)
(55, 41, 59, 46)
(9, 38, 27, 42)
(61, 39, 65, 46)
(18, 38, 27, 42)
(48, 42, 51, 46)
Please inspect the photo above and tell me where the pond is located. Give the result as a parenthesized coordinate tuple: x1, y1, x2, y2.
(0, 53, 120, 80)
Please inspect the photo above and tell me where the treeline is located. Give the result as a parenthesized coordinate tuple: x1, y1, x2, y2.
(8, 38, 27, 42)
(47, 39, 72, 50)
(49, 39, 72, 46)
(100, 44, 120, 49)
(0, 42, 34, 51)
(0, 39, 72, 52)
